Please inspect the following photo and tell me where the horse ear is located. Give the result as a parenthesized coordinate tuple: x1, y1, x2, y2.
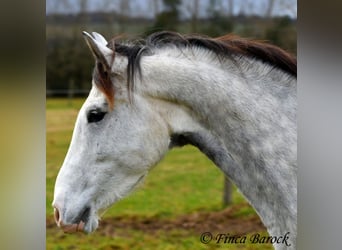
(91, 32, 108, 45)
(82, 31, 114, 69)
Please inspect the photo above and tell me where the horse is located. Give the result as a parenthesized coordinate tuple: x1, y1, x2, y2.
(53, 31, 297, 249)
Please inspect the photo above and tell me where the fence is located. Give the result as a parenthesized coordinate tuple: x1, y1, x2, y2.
(46, 89, 90, 97)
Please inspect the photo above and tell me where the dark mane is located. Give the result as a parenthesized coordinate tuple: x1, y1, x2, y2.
(102, 31, 296, 105)
(147, 31, 296, 76)
(215, 34, 297, 76)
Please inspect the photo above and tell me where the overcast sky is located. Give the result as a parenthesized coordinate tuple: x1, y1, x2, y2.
(46, 0, 297, 18)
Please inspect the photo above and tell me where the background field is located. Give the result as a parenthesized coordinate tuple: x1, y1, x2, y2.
(46, 98, 272, 250)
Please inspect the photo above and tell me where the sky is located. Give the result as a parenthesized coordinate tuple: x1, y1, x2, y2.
(46, 0, 297, 18)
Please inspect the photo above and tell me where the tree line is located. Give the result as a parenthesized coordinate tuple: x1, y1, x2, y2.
(47, 0, 296, 95)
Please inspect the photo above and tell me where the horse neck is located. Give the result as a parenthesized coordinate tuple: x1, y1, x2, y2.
(140, 51, 297, 244)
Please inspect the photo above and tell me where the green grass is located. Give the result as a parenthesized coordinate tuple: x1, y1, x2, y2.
(46, 98, 271, 250)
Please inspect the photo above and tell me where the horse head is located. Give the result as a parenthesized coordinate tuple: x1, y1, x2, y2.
(53, 32, 173, 233)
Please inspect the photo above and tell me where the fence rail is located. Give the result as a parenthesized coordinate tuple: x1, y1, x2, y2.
(46, 89, 90, 97)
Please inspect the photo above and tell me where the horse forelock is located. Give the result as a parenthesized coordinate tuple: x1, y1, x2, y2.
(95, 31, 296, 106)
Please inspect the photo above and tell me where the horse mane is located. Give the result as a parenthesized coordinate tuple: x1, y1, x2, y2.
(143, 31, 297, 76)
(97, 31, 297, 106)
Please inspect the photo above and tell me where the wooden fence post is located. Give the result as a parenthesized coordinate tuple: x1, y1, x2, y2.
(223, 176, 232, 206)
(68, 79, 74, 106)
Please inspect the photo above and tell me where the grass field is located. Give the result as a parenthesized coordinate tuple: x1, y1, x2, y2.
(46, 98, 272, 250)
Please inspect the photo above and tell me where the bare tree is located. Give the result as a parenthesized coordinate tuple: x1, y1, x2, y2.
(119, 0, 131, 32)
(238, 0, 247, 15)
(190, 0, 199, 32)
(53, 0, 71, 13)
(151, 0, 160, 18)
(227, 0, 234, 17)
(78, 0, 88, 14)
(120, 0, 130, 16)
(100, 0, 117, 11)
(278, 0, 297, 17)
(99, 0, 118, 33)
(265, 0, 275, 17)
(77, 0, 89, 23)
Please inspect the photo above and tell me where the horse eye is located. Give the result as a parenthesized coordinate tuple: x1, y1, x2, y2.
(87, 110, 106, 123)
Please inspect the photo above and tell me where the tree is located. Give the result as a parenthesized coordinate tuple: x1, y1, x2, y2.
(151, 0, 160, 18)
(265, 16, 296, 54)
(227, 0, 234, 17)
(278, 0, 297, 17)
(191, 0, 199, 32)
(78, 0, 89, 23)
(119, 0, 131, 32)
(46, 35, 94, 94)
(148, 0, 181, 33)
(265, 0, 275, 17)
(201, 0, 233, 37)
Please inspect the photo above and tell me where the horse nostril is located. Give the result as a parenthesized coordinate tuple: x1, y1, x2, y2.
(79, 207, 91, 224)
(54, 207, 61, 226)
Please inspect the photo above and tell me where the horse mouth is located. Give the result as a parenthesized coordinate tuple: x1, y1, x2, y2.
(58, 221, 86, 233)
(57, 216, 98, 234)
(54, 206, 99, 234)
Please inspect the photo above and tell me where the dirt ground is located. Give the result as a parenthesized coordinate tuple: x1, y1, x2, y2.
(47, 203, 267, 237)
